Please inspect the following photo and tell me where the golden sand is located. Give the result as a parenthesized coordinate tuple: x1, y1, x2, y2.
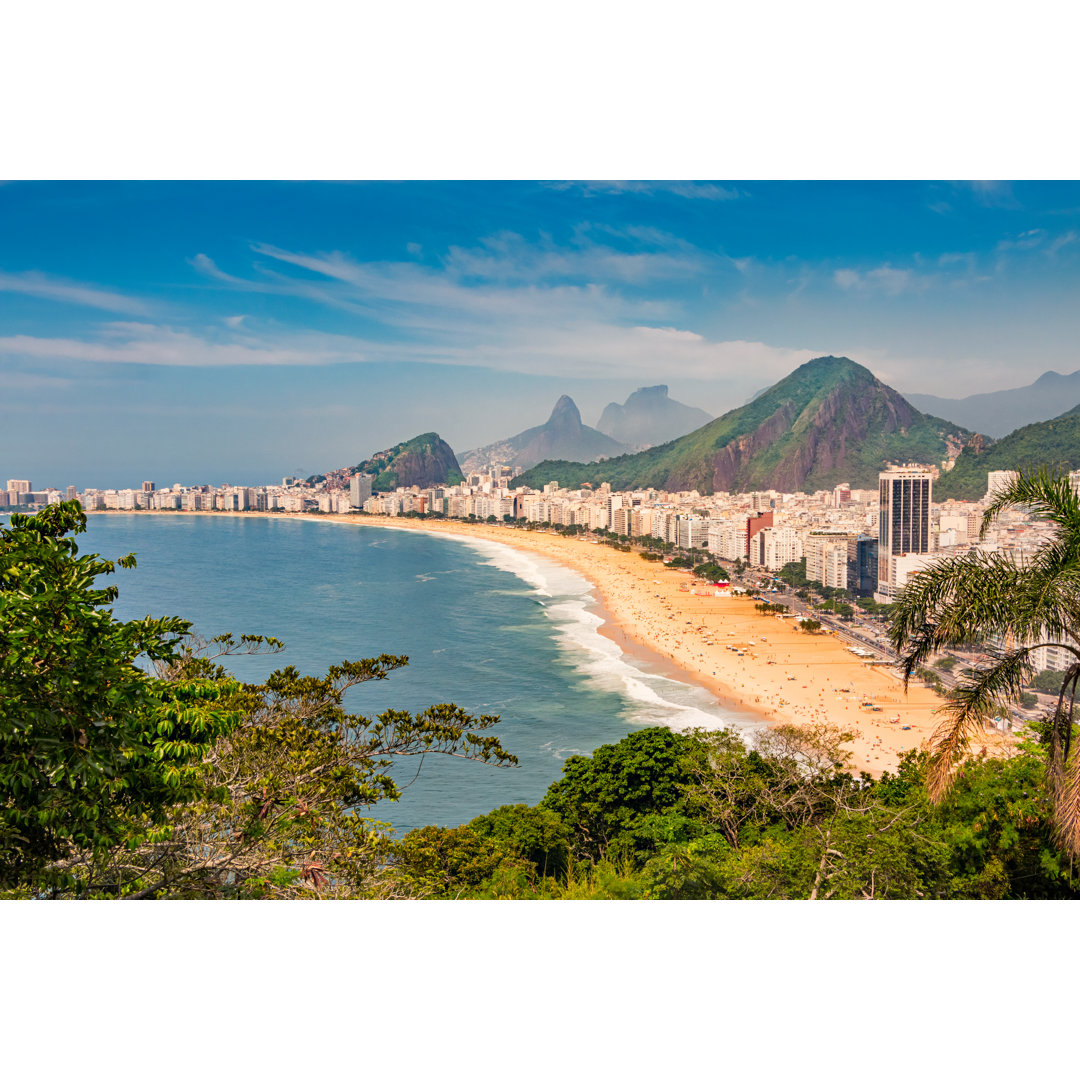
(317, 515, 962, 776)
(108, 510, 1011, 776)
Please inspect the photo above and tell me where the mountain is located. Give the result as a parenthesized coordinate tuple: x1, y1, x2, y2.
(935, 404, 1080, 501)
(904, 370, 1080, 438)
(460, 396, 627, 472)
(310, 432, 464, 493)
(513, 356, 973, 494)
(595, 385, 713, 449)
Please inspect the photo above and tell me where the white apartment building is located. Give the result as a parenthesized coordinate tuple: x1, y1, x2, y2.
(764, 527, 803, 572)
(676, 515, 706, 550)
(707, 520, 745, 562)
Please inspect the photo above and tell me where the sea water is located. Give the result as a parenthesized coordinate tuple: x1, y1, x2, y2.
(70, 514, 759, 833)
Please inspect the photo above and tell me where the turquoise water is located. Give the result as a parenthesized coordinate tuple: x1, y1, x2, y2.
(69, 514, 758, 833)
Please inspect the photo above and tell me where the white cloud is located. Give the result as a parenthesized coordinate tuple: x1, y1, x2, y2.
(834, 264, 930, 296)
(1047, 231, 1079, 256)
(0, 269, 151, 315)
(0, 324, 366, 367)
(548, 181, 743, 201)
(955, 180, 1020, 208)
(0, 314, 820, 384)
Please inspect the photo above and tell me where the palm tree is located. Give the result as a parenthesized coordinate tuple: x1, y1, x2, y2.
(889, 468, 1080, 855)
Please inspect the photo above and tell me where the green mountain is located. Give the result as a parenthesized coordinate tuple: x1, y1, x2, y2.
(514, 356, 972, 494)
(935, 404, 1080, 501)
(312, 432, 464, 493)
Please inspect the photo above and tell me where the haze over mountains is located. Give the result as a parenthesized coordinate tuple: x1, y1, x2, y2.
(596, 385, 713, 449)
(905, 370, 1080, 438)
(515, 356, 972, 494)
(460, 395, 626, 472)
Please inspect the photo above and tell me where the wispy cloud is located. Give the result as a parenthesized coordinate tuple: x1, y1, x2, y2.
(0, 323, 366, 367)
(0, 312, 817, 384)
(0, 269, 152, 315)
(546, 180, 743, 201)
(834, 264, 932, 296)
(953, 180, 1021, 209)
(1047, 230, 1079, 256)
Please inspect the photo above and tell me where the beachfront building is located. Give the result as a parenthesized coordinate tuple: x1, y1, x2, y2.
(805, 531, 858, 591)
(676, 515, 707, 550)
(746, 511, 773, 557)
(875, 467, 933, 602)
(350, 473, 373, 508)
(748, 526, 803, 571)
(707, 520, 747, 561)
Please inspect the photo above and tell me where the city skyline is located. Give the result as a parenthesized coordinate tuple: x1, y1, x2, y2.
(4, 180, 1080, 488)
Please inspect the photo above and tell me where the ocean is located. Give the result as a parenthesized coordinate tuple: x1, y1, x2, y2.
(67, 514, 758, 833)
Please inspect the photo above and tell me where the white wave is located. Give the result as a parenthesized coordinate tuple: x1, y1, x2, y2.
(541, 596, 762, 738)
(451, 534, 590, 600)
(448, 537, 761, 740)
(354, 523, 762, 740)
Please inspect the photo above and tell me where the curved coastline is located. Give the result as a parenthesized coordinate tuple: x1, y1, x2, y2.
(86, 509, 964, 774)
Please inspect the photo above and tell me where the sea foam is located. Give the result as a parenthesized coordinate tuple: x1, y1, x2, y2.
(450, 532, 762, 740)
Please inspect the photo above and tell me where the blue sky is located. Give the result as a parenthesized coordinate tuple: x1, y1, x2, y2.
(4, 180, 1080, 488)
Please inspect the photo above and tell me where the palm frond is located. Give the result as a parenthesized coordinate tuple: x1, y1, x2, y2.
(925, 647, 1036, 802)
(981, 467, 1080, 541)
(1054, 737, 1080, 859)
(889, 549, 1074, 681)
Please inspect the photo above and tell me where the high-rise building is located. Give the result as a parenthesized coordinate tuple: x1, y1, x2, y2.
(876, 468, 933, 601)
(142, 481, 156, 493)
(7, 480, 31, 494)
(66, 486, 78, 501)
(349, 473, 373, 508)
(855, 535, 878, 597)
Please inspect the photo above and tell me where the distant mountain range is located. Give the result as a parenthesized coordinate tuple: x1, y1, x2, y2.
(595, 385, 713, 448)
(514, 356, 972, 494)
(460, 396, 625, 472)
(936, 403, 1080, 501)
(905, 370, 1080, 438)
(310, 432, 463, 493)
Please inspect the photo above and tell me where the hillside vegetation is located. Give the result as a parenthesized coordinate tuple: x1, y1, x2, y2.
(936, 404, 1080, 501)
(516, 356, 971, 494)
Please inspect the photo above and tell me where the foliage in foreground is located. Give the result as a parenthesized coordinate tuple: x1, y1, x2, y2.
(889, 468, 1080, 855)
(5, 500, 1079, 900)
(0, 504, 516, 898)
(389, 725, 1079, 900)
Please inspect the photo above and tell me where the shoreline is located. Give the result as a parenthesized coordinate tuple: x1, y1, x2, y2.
(85, 509, 1004, 776)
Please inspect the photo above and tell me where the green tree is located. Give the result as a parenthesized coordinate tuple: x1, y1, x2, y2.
(539, 727, 702, 864)
(0, 503, 241, 892)
(51, 650, 519, 898)
(693, 562, 728, 582)
(889, 468, 1080, 855)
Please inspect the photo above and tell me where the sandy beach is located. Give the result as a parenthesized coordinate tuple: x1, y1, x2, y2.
(327, 515, 963, 776)
(101, 510, 1004, 776)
